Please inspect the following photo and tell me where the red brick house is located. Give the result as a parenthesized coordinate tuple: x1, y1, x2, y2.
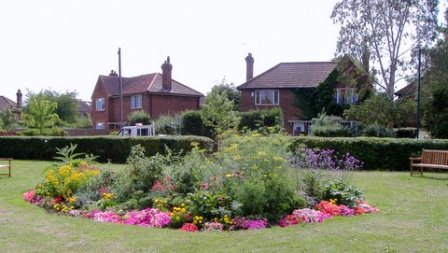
(91, 57, 203, 129)
(237, 54, 364, 135)
(0, 89, 22, 118)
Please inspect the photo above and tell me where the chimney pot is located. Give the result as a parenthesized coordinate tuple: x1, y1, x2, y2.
(161, 56, 173, 91)
(245, 53, 254, 81)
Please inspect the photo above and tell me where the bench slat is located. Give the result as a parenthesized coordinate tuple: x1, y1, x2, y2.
(410, 149, 448, 176)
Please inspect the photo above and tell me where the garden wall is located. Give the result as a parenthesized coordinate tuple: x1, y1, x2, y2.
(290, 137, 448, 171)
(0, 136, 214, 163)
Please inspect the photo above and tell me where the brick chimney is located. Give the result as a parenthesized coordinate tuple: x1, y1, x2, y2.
(16, 89, 22, 109)
(161, 56, 172, 91)
(245, 53, 254, 81)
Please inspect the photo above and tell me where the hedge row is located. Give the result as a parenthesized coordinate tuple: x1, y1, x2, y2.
(290, 137, 448, 171)
(0, 136, 214, 163)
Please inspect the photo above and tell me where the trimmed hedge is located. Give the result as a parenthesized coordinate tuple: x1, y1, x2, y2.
(0, 135, 214, 163)
(290, 136, 448, 171)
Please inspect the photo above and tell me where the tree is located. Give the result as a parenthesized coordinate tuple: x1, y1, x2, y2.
(128, 110, 151, 125)
(212, 79, 241, 110)
(0, 108, 17, 131)
(331, 0, 439, 99)
(344, 94, 416, 128)
(423, 12, 448, 138)
(22, 93, 59, 134)
(201, 87, 239, 135)
(25, 89, 79, 124)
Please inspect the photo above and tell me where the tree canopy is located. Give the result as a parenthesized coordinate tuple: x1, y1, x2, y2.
(331, 0, 439, 99)
(22, 93, 59, 134)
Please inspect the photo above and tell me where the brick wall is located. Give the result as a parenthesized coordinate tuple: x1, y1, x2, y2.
(149, 94, 200, 118)
(91, 79, 109, 129)
(240, 89, 303, 134)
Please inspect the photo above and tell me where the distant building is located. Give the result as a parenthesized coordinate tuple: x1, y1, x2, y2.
(0, 89, 22, 118)
(91, 57, 203, 129)
(237, 53, 367, 135)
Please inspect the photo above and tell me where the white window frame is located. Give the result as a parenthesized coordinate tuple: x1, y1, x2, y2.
(96, 122, 105, 130)
(131, 94, 143, 109)
(335, 88, 357, 105)
(95, 98, 105, 111)
(255, 89, 279, 105)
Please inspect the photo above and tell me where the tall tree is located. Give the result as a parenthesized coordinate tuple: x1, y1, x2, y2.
(212, 78, 241, 110)
(0, 108, 17, 131)
(201, 87, 239, 135)
(331, 0, 439, 99)
(22, 93, 59, 134)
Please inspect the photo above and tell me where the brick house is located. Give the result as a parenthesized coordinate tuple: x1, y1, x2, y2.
(91, 57, 203, 129)
(0, 89, 22, 118)
(237, 53, 364, 135)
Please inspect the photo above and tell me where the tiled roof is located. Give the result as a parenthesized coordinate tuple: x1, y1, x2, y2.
(237, 62, 337, 89)
(0, 96, 16, 111)
(395, 82, 416, 97)
(99, 73, 203, 97)
(78, 100, 91, 113)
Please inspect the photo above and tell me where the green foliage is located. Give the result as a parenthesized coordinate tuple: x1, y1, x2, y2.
(0, 108, 17, 131)
(22, 93, 59, 134)
(290, 136, 448, 171)
(361, 125, 395, 138)
(393, 128, 417, 138)
(25, 89, 80, 124)
(201, 87, 240, 135)
(18, 128, 67, 136)
(0, 135, 214, 163)
(54, 144, 85, 164)
(322, 180, 364, 208)
(128, 110, 151, 126)
(311, 112, 351, 137)
(180, 110, 213, 137)
(212, 79, 241, 110)
(155, 114, 181, 135)
(238, 108, 283, 133)
(344, 95, 415, 128)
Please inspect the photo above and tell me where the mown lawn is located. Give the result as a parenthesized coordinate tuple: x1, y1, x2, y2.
(1, 161, 447, 252)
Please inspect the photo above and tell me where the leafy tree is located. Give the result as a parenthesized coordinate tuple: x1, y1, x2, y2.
(212, 79, 241, 110)
(128, 110, 151, 125)
(22, 93, 59, 134)
(343, 94, 416, 128)
(423, 14, 448, 138)
(331, 0, 439, 99)
(201, 87, 239, 135)
(25, 89, 80, 124)
(0, 107, 17, 131)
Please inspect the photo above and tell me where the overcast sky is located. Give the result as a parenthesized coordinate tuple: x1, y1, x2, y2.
(1, 0, 349, 101)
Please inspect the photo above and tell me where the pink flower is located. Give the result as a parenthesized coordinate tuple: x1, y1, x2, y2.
(151, 181, 165, 193)
(279, 214, 299, 227)
(204, 222, 224, 232)
(94, 211, 122, 223)
(241, 219, 268, 230)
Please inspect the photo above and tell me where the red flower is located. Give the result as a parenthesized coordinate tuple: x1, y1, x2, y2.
(315, 201, 341, 216)
(279, 215, 299, 227)
(180, 223, 198, 232)
(151, 180, 165, 193)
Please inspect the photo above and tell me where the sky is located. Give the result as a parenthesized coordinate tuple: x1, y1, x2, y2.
(1, 0, 344, 101)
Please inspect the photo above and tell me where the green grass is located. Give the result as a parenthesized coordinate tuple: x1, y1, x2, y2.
(1, 161, 448, 252)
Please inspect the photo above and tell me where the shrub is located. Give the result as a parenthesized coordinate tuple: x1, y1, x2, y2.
(394, 128, 417, 138)
(128, 110, 151, 125)
(238, 108, 283, 133)
(181, 110, 213, 138)
(0, 135, 214, 163)
(361, 124, 395, 137)
(155, 114, 181, 135)
(290, 136, 448, 170)
(311, 113, 351, 137)
(321, 180, 364, 208)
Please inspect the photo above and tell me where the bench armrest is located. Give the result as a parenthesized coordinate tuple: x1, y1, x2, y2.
(0, 158, 12, 161)
(410, 157, 422, 164)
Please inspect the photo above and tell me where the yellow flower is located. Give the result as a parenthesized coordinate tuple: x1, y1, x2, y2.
(225, 174, 232, 178)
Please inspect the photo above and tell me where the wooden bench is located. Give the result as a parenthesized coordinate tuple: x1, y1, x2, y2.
(410, 149, 448, 176)
(0, 158, 12, 177)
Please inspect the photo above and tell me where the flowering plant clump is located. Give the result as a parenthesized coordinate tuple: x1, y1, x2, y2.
(203, 222, 224, 232)
(180, 223, 198, 232)
(23, 138, 380, 232)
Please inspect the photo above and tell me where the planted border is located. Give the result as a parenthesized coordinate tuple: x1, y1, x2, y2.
(290, 136, 448, 171)
(0, 136, 214, 163)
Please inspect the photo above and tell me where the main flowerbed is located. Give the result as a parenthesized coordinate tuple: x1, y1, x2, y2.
(23, 133, 379, 232)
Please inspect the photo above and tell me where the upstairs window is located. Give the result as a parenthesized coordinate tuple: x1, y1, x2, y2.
(335, 88, 357, 105)
(131, 94, 143, 109)
(255, 90, 279, 105)
(95, 98, 105, 111)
